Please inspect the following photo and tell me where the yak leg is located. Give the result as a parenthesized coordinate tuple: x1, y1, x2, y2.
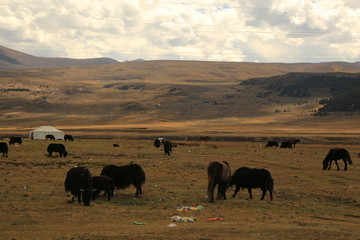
(327, 160, 332, 170)
(247, 188, 253, 199)
(232, 186, 241, 198)
(219, 182, 227, 200)
(208, 180, 215, 203)
(260, 187, 267, 200)
(216, 183, 222, 200)
(343, 159, 347, 171)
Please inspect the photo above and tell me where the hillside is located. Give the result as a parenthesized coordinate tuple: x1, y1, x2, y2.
(0, 45, 118, 70)
(0, 59, 360, 137)
(241, 72, 360, 112)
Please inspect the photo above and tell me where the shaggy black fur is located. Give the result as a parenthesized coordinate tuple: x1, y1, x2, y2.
(230, 167, 274, 200)
(100, 163, 146, 197)
(64, 166, 93, 206)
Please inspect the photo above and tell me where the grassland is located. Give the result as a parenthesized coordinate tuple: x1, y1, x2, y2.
(0, 138, 359, 240)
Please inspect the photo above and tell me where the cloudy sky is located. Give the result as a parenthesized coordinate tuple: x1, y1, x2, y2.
(1, 0, 360, 62)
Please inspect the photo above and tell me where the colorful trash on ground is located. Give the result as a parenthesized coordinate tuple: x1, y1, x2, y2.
(176, 205, 204, 212)
(131, 222, 147, 225)
(206, 217, 223, 221)
(171, 215, 197, 222)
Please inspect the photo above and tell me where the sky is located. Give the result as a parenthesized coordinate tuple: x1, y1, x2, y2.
(1, 0, 360, 63)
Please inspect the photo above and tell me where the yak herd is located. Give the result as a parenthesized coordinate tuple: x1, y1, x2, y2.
(0, 136, 355, 206)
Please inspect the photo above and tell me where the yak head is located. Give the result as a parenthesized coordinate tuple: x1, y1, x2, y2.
(322, 159, 329, 170)
(80, 189, 92, 206)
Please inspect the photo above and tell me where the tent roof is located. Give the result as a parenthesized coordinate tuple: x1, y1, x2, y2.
(31, 126, 63, 132)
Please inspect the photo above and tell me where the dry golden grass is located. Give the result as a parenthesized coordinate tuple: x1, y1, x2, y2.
(1, 60, 360, 136)
(0, 138, 359, 240)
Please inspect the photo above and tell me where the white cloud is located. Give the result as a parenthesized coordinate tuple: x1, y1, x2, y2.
(0, 0, 359, 62)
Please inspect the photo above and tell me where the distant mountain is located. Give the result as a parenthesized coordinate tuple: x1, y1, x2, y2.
(0, 45, 118, 70)
(241, 72, 360, 112)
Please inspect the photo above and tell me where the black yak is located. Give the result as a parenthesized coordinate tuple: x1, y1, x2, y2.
(164, 141, 173, 155)
(290, 139, 300, 148)
(92, 175, 115, 201)
(265, 141, 278, 148)
(323, 148, 353, 171)
(154, 137, 164, 148)
(207, 161, 231, 203)
(101, 163, 146, 197)
(280, 141, 292, 149)
(64, 166, 93, 206)
(9, 137, 22, 145)
(47, 143, 68, 157)
(45, 134, 55, 140)
(64, 134, 74, 141)
(0, 142, 8, 157)
(230, 167, 273, 201)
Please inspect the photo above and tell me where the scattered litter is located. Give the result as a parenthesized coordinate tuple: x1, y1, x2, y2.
(206, 217, 223, 221)
(131, 222, 147, 225)
(177, 205, 204, 212)
(167, 223, 177, 228)
(171, 216, 197, 222)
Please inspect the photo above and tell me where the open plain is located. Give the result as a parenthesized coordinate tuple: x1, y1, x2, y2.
(0, 138, 359, 240)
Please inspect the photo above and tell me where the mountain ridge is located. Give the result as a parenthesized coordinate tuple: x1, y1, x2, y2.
(0, 45, 118, 70)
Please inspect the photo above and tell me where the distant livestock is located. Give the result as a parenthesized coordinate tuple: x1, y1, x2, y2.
(45, 134, 55, 140)
(199, 136, 210, 141)
(100, 163, 146, 197)
(64, 134, 74, 141)
(9, 137, 22, 145)
(290, 139, 300, 148)
(163, 141, 176, 156)
(230, 167, 274, 201)
(64, 166, 93, 206)
(154, 137, 164, 148)
(266, 141, 278, 148)
(92, 175, 115, 201)
(280, 141, 292, 149)
(323, 148, 353, 171)
(207, 161, 231, 203)
(0, 142, 8, 157)
(47, 143, 68, 158)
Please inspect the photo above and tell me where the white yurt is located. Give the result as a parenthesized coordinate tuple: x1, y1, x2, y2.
(29, 126, 65, 140)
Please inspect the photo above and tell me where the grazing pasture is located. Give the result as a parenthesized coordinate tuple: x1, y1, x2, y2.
(0, 138, 359, 240)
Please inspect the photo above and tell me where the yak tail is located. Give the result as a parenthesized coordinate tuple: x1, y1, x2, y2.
(265, 172, 274, 191)
(346, 152, 353, 165)
(132, 164, 146, 184)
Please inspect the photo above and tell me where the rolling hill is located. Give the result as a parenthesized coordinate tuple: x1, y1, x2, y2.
(0, 45, 118, 70)
(0, 46, 360, 137)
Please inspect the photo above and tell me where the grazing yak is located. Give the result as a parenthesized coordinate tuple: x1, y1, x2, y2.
(101, 163, 146, 197)
(207, 161, 231, 203)
(64, 134, 74, 141)
(280, 141, 292, 149)
(230, 167, 274, 200)
(0, 142, 8, 157)
(64, 166, 93, 206)
(9, 137, 22, 145)
(154, 137, 164, 148)
(45, 134, 55, 140)
(265, 141, 278, 148)
(290, 139, 300, 148)
(323, 148, 353, 171)
(92, 175, 115, 201)
(47, 143, 68, 158)
(164, 141, 175, 156)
